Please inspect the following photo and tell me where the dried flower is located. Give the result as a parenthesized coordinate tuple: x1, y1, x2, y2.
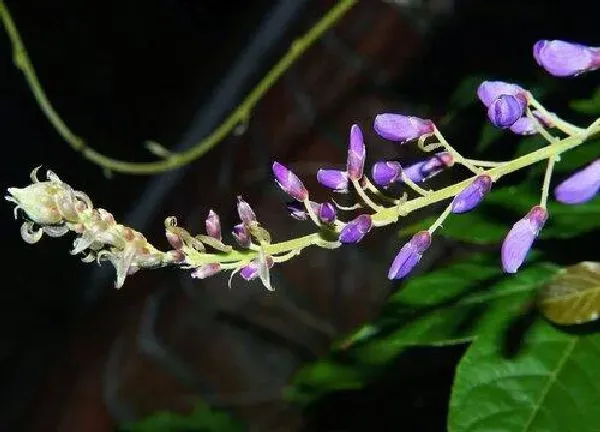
(205, 209, 221, 240)
(533, 40, 600, 77)
(316, 169, 349, 193)
(272, 161, 308, 201)
(374, 113, 435, 143)
(451, 175, 492, 214)
(487, 94, 526, 128)
(347, 124, 366, 180)
(554, 159, 600, 204)
(339, 214, 372, 244)
(388, 231, 431, 280)
(371, 161, 403, 188)
(501, 206, 548, 273)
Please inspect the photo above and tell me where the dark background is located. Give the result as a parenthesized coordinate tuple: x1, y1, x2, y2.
(1, 0, 598, 431)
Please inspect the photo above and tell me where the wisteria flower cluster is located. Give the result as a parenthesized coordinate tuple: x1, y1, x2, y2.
(6, 40, 600, 290)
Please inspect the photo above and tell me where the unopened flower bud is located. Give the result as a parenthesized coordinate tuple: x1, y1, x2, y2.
(272, 161, 308, 201)
(232, 223, 251, 247)
(533, 40, 600, 77)
(339, 214, 372, 244)
(477, 81, 526, 107)
(371, 161, 403, 188)
(237, 196, 256, 224)
(165, 229, 183, 250)
(318, 202, 336, 224)
(317, 169, 348, 193)
(388, 231, 431, 280)
(554, 159, 600, 204)
(205, 209, 221, 240)
(451, 175, 492, 214)
(501, 206, 548, 273)
(191, 263, 221, 279)
(347, 124, 366, 180)
(403, 152, 453, 183)
(373, 113, 435, 143)
(487, 94, 526, 128)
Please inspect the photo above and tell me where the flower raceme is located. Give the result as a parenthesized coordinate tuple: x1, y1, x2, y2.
(5, 39, 600, 290)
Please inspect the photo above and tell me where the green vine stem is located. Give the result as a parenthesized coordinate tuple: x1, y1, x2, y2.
(0, 0, 357, 174)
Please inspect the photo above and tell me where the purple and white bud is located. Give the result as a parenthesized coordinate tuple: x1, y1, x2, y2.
(388, 231, 432, 280)
(347, 124, 366, 180)
(487, 94, 526, 128)
(285, 201, 320, 221)
(554, 159, 600, 204)
(477, 81, 526, 107)
(317, 169, 348, 193)
(205, 209, 221, 240)
(339, 214, 372, 244)
(373, 113, 435, 144)
(533, 40, 600, 77)
(403, 152, 453, 184)
(191, 263, 221, 279)
(509, 117, 538, 135)
(232, 223, 251, 248)
(501, 206, 548, 274)
(371, 161, 403, 188)
(237, 196, 256, 224)
(318, 202, 336, 224)
(451, 175, 492, 214)
(272, 161, 308, 201)
(239, 256, 274, 281)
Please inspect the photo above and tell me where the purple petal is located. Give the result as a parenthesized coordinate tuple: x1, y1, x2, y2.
(403, 152, 453, 183)
(373, 113, 435, 143)
(318, 202, 336, 224)
(371, 161, 403, 188)
(451, 175, 492, 214)
(272, 161, 308, 201)
(205, 209, 221, 240)
(487, 94, 526, 128)
(554, 159, 600, 204)
(388, 231, 431, 280)
(232, 223, 251, 247)
(477, 81, 525, 107)
(347, 124, 366, 180)
(533, 40, 600, 77)
(237, 196, 256, 224)
(191, 263, 221, 279)
(317, 169, 349, 193)
(339, 214, 372, 244)
(239, 256, 274, 281)
(501, 206, 547, 273)
(509, 117, 538, 135)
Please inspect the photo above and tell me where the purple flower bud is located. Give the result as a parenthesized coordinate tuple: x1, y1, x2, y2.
(487, 94, 526, 128)
(317, 169, 348, 193)
(388, 231, 432, 280)
(191, 263, 221, 279)
(272, 161, 308, 201)
(239, 256, 274, 281)
(371, 161, 403, 188)
(339, 214, 372, 244)
(237, 196, 256, 224)
(403, 152, 453, 183)
(373, 113, 435, 144)
(285, 201, 320, 221)
(509, 117, 538, 135)
(318, 202, 336, 224)
(347, 124, 366, 180)
(501, 206, 548, 273)
(533, 40, 600, 77)
(554, 159, 600, 204)
(205, 209, 221, 240)
(477, 81, 526, 107)
(232, 223, 251, 247)
(451, 175, 492, 214)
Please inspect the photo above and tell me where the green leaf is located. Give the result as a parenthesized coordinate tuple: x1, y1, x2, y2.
(119, 402, 243, 432)
(350, 255, 559, 366)
(569, 86, 600, 115)
(449, 320, 600, 432)
(539, 261, 600, 325)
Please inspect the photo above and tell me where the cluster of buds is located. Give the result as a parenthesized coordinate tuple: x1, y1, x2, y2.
(5, 39, 600, 291)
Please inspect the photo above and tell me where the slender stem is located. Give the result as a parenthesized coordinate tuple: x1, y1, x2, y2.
(303, 198, 321, 226)
(0, 0, 357, 174)
(432, 128, 483, 174)
(428, 203, 453, 233)
(463, 159, 508, 167)
(363, 177, 402, 204)
(528, 95, 585, 136)
(401, 173, 431, 196)
(540, 155, 556, 208)
(351, 178, 385, 211)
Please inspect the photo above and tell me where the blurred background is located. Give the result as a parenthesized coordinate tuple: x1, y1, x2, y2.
(0, 0, 598, 430)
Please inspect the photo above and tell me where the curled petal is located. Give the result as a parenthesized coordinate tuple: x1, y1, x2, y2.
(554, 159, 600, 204)
(388, 231, 431, 280)
(20, 221, 43, 244)
(487, 94, 526, 128)
(347, 124, 366, 180)
(339, 214, 372, 244)
(533, 40, 600, 77)
(373, 113, 435, 143)
(477, 81, 525, 107)
(451, 175, 492, 214)
(317, 169, 348, 193)
(42, 224, 70, 238)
